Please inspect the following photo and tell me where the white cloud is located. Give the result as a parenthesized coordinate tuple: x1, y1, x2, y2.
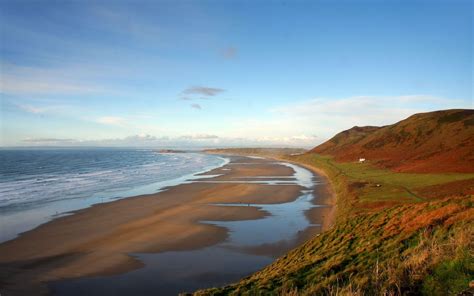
(22, 138, 76, 144)
(232, 135, 319, 147)
(15, 103, 69, 115)
(269, 95, 469, 140)
(0, 63, 118, 96)
(180, 134, 219, 140)
(16, 133, 318, 148)
(1, 74, 101, 95)
(289, 134, 318, 141)
(7, 93, 469, 148)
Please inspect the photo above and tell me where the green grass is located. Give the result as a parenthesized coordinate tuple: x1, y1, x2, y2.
(336, 161, 473, 187)
(422, 251, 474, 296)
(290, 154, 474, 206)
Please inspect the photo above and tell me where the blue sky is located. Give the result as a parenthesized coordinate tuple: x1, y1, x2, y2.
(1, 0, 472, 147)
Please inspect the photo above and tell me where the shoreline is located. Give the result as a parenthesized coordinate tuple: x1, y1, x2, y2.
(0, 154, 332, 295)
(205, 151, 337, 230)
(286, 160, 336, 231)
(0, 152, 230, 244)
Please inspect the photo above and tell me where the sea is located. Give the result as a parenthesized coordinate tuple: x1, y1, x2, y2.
(0, 148, 228, 243)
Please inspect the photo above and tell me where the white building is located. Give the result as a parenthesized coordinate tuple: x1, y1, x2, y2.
(359, 158, 366, 163)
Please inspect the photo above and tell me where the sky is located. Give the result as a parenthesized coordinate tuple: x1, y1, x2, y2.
(0, 0, 472, 148)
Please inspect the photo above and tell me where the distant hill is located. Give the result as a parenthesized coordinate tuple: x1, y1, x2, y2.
(309, 109, 474, 173)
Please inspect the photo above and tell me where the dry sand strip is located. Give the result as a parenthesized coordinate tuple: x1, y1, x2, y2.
(0, 155, 333, 296)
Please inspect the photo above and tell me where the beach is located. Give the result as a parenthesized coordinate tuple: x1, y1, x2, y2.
(0, 155, 333, 295)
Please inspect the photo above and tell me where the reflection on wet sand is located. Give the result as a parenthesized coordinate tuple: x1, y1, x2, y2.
(51, 156, 327, 296)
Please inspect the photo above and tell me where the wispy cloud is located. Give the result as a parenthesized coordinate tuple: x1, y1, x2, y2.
(272, 95, 461, 118)
(22, 138, 77, 144)
(1, 75, 101, 95)
(16, 103, 66, 114)
(191, 103, 202, 110)
(17, 133, 317, 148)
(89, 134, 167, 146)
(96, 116, 127, 126)
(182, 86, 225, 97)
(269, 95, 470, 139)
(123, 134, 159, 141)
(89, 5, 215, 49)
(0, 63, 108, 95)
(19, 134, 163, 146)
(180, 134, 219, 140)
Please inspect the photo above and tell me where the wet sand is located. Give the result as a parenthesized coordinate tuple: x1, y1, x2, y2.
(0, 155, 333, 295)
(207, 151, 337, 229)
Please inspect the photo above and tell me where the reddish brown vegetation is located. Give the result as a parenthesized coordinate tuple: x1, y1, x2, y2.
(416, 178, 474, 199)
(383, 196, 471, 237)
(195, 195, 473, 295)
(444, 207, 474, 226)
(310, 109, 474, 173)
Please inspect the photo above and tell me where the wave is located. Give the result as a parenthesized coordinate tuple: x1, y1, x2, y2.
(0, 150, 226, 210)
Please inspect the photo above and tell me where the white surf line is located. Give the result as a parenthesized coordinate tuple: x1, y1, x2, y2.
(278, 162, 314, 189)
(227, 162, 283, 165)
(107, 156, 230, 197)
(232, 176, 296, 179)
(245, 156, 266, 159)
(194, 180, 299, 186)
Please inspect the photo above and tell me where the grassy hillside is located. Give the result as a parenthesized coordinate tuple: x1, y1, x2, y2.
(194, 110, 474, 295)
(292, 154, 474, 218)
(194, 196, 473, 295)
(193, 152, 474, 295)
(310, 109, 474, 173)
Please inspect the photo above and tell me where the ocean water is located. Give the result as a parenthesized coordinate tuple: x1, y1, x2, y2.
(0, 149, 227, 242)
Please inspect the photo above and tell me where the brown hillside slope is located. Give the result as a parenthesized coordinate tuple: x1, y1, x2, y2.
(193, 196, 473, 296)
(310, 109, 474, 173)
